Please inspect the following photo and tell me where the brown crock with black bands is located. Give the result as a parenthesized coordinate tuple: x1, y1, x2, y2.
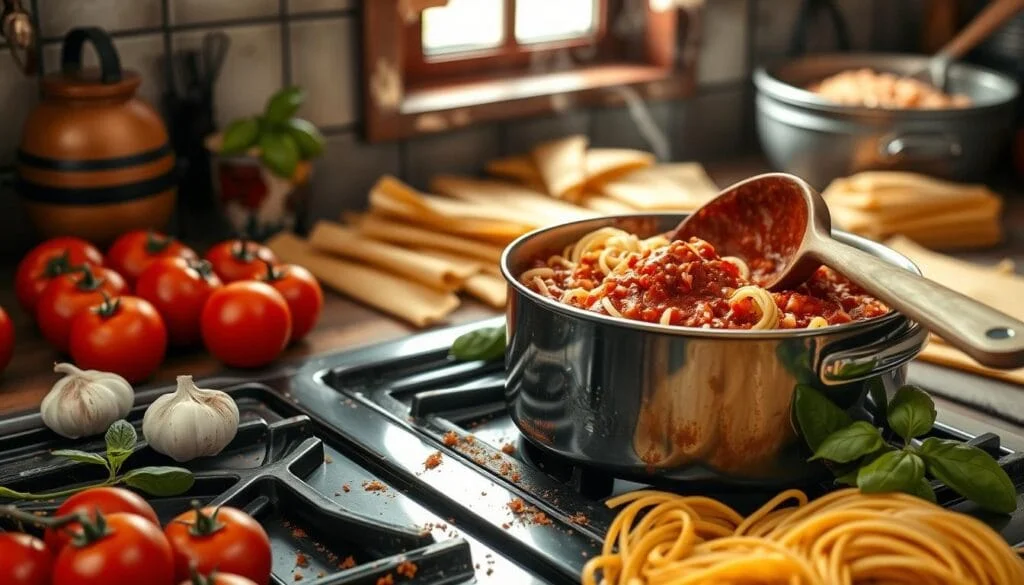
(16, 26, 176, 245)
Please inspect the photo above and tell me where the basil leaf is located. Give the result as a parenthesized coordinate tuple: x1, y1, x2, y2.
(259, 132, 300, 179)
(810, 421, 885, 463)
(792, 385, 854, 452)
(105, 420, 137, 454)
(220, 117, 261, 155)
(264, 86, 305, 123)
(887, 385, 936, 442)
(919, 438, 1017, 514)
(857, 450, 925, 494)
(51, 449, 108, 467)
(834, 469, 859, 486)
(909, 478, 937, 503)
(450, 325, 506, 362)
(121, 466, 195, 497)
(283, 118, 325, 159)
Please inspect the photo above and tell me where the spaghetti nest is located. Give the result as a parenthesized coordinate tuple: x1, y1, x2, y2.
(582, 488, 1024, 585)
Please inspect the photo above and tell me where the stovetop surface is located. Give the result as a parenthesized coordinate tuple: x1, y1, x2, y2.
(2, 316, 1023, 585)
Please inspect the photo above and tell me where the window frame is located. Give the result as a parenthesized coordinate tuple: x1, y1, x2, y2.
(363, 0, 701, 143)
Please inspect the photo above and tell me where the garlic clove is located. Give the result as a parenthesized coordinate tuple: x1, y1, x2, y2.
(142, 375, 240, 463)
(40, 363, 135, 439)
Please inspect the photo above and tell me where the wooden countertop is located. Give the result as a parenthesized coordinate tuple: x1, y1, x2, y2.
(1, 156, 1022, 418)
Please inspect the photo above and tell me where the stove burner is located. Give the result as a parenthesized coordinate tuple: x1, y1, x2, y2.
(516, 436, 615, 500)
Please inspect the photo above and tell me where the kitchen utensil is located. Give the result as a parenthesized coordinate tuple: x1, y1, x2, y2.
(201, 31, 229, 95)
(17, 26, 176, 244)
(672, 173, 1024, 370)
(754, 53, 1019, 187)
(0, 0, 36, 75)
(501, 213, 927, 483)
(904, 0, 1024, 90)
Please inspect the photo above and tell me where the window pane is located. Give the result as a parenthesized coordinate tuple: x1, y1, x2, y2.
(422, 0, 505, 57)
(515, 0, 596, 44)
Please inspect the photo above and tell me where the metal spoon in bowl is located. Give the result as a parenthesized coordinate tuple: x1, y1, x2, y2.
(907, 0, 1024, 91)
(670, 173, 1024, 370)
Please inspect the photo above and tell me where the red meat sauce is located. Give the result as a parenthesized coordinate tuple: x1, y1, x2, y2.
(522, 237, 887, 329)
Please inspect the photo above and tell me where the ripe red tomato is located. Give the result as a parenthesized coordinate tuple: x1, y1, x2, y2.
(53, 512, 174, 585)
(69, 295, 167, 383)
(107, 230, 198, 287)
(178, 573, 258, 585)
(0, 306, 13, 374)
(0, 532, 53, 585)
(16, 237, 105, 314)
(204, 240, 278, 283)
(136, 258, 223, 346)
(201, 282, 291, 368)
(36, 266, 127, 353)
(260, 264, 322, 343)
(164, 506, 272, 584)
(44, 487, 160, 553)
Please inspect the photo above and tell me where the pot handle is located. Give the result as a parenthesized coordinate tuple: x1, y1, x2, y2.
(878, 132, 963, 161)
(818, 322, 928, 385)
(61, 26, 122, 84)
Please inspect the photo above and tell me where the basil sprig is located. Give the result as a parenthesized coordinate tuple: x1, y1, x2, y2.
(0, 420, 195, 501)
(794, 384, 1017, 514)
(450, 325, 506, 362)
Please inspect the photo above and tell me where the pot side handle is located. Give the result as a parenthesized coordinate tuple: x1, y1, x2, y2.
(878, 132, 963, 162)
(818, 322, 928, 385)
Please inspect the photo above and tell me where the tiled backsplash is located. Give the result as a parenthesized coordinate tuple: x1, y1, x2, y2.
(0, 0, 922, 256)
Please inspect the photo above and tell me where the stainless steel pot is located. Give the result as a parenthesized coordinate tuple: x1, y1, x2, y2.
(754, 54, 1020, 189)
(501, 214, 928, 486)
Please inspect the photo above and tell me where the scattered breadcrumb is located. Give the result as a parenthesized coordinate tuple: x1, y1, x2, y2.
(293, 573, 303, 581)
(569, 513, 589, 525)
(291, 527, 308, 539)
(532, 512, 552, 526)
(442, 431, 459, 446)
(340, 556, 356, 569)
(295, 552, 309, 568)
(501, 442, 516, 454)
(507, 498, 526, 514)
(325, 455, 333, 464)
(396, 560, 418, 579)
(342, 483, 351, 493)
(424, 451, 442, 469)
(363, 480, 387, 492)
(376, 574, 394, 585)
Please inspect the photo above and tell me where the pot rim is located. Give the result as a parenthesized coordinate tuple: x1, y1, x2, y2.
(500, 212, 918, 340)
(753, 52, 1020, 117)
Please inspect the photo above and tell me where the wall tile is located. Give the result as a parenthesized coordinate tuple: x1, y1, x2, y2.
(672, 84, 753, 162)
(403, 126, 501, 190)
(500, 111, 590, 155)
(872, 0, 926, 53)
(170, 0, 279, 25)
(0, 58, 39, 166)
(43, 34, 168, 110)
(589, 101, 674, 161)
(289, 17, 358, 128)
(288, 0, 356, 14)
(697, 0, 749, 86)
(753, 0, 875, 65)
(38, 0, 162, 38)
(173, 25, 283, 126)
(305, 132, 401, 224)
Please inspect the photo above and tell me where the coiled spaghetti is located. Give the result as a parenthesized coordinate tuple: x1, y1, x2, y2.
(581, 488, 1024, 585)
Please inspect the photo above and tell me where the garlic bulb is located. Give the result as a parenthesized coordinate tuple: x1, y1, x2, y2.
(41, 363, 134, 439)
(143, 375, 239, 462)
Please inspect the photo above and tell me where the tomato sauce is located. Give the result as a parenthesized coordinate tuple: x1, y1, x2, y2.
(524, 236, 887, 330)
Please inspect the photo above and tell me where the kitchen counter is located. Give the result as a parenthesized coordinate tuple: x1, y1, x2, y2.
(1, 155, 1022, 417)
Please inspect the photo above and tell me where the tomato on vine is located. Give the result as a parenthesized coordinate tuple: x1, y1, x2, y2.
(164, 505, 272, 584)
(106, 231, 198, 287)
(259, 264, 322, 343)
(52, 512, 174, 585)
(201, 282, 291, 368)
(0, 305, 13, 374)
(44, 486, 161, 553)
(204, 239, 278, 283)
(36, 266, 127, 353)
(15, 237, 104, 314)
(0, 532, 53, 585)
(136, 257, 222, 347)
(69, 295, 167, 383)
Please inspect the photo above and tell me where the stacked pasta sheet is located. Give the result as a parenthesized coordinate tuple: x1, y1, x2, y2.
(886, 235, 1024, 385)
(266, 136, 720, 327)
(822, 171, 1004, 250)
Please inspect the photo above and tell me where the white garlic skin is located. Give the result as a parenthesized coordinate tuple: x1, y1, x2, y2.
(41, 363, 134, 439)
(143, 375, 240, 463)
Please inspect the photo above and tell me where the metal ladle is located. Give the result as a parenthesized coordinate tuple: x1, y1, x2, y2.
(908, 0, 1024, 91)
(671, 173, 1024, 370)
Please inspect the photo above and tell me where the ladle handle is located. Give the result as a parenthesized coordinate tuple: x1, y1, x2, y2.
(810, 238, 1024, 370)
(936, 0, 1024, 61)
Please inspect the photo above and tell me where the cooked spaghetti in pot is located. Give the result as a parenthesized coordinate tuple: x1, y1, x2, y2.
(520, 227, 887, 330)
(581, 488, 1024, 585)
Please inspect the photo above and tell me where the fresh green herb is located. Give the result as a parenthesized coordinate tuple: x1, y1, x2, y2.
(0, 419, 194, 501)
(794, 384, 1016, 514)
(792, 384, 853, 452)
(219, 118, 261, 155)
(258, 132, 301, 179)
(450, 325, 506, 362)
(264, 86, 305, 123)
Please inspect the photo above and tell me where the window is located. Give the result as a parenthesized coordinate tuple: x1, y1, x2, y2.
(364, 0, 701, 142)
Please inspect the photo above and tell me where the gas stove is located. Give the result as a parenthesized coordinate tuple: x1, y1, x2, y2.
(1, 317, 1022, 585)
